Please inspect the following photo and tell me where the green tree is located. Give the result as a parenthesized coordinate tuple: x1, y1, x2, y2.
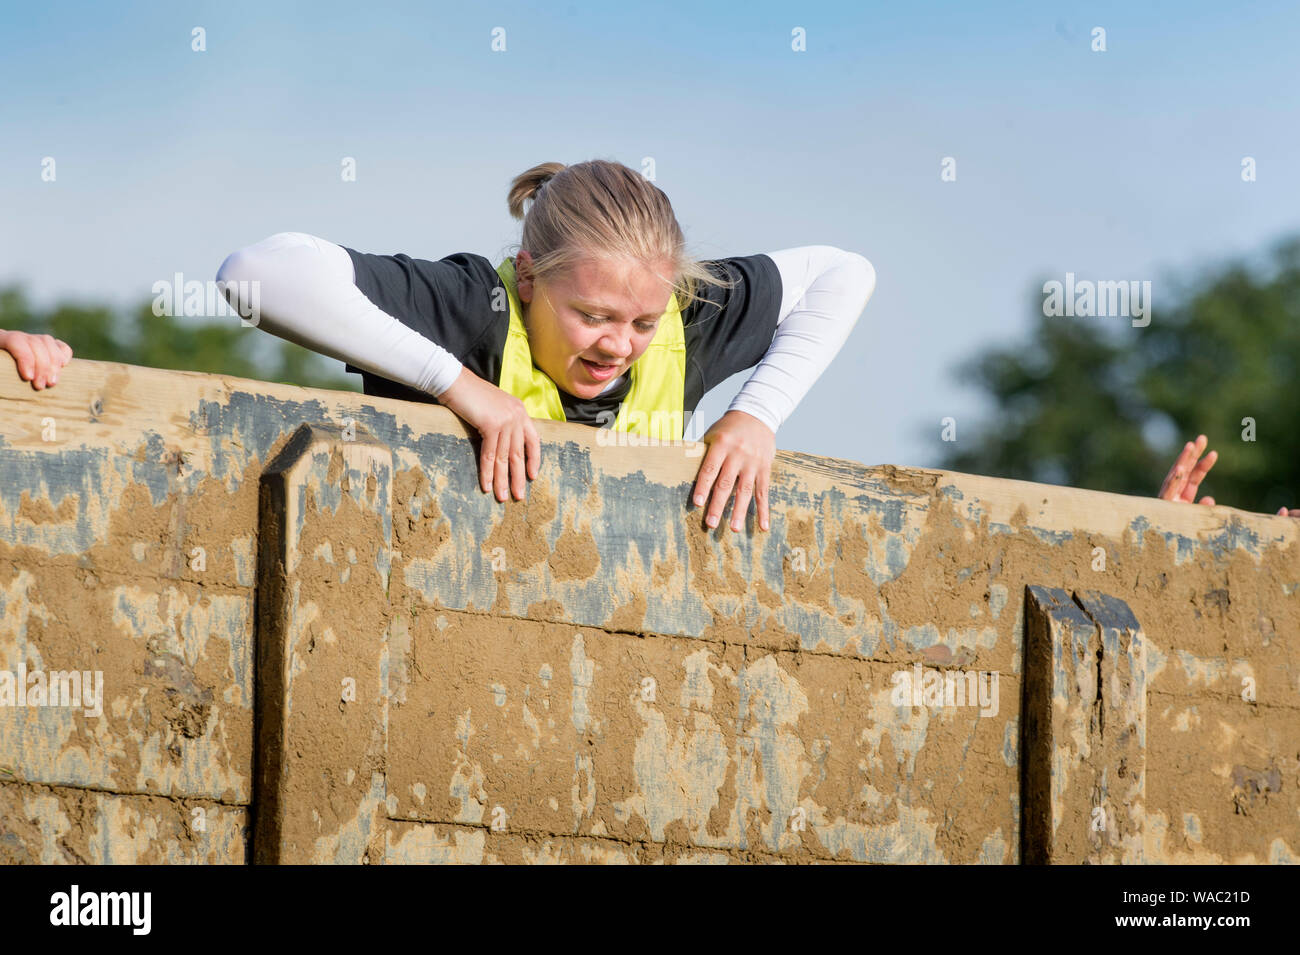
(0, 286, 360, 394)
(938, 235, 1300, 514)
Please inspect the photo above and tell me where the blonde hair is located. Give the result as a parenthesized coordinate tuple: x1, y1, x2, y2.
(505, 159, 735, 314)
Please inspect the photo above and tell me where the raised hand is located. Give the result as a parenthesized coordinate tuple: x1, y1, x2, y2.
(1157, 434, 1218, 506)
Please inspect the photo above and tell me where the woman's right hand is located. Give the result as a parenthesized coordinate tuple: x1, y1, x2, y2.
(435, 366, 540, 501)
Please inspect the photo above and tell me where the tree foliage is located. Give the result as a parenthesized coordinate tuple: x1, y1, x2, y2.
(939, 236, 1300, 514)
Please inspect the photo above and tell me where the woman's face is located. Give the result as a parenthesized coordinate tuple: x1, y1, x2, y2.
(515, 250, 674, 400)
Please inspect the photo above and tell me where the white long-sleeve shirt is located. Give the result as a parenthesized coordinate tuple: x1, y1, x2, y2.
(216, 232, 875, 434)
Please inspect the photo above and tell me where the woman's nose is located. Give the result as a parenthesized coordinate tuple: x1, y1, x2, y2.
(598, 329, 633, 360)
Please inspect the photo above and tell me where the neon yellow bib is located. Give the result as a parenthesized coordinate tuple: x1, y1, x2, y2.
(494, 257, 686, 441)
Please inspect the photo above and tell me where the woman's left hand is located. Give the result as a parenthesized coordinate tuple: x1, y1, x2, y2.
(691, 410, 775, 532)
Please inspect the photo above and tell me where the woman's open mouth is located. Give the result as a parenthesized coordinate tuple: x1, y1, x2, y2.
(581, 358, 620, 381)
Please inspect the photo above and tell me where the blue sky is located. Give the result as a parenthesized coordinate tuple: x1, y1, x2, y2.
(3, 0, 1298, 467)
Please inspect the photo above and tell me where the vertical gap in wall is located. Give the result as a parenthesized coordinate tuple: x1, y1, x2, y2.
(1019, 585, 1046, 865)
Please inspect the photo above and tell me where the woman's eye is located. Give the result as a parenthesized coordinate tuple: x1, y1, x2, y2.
(579, 311, 656, 333)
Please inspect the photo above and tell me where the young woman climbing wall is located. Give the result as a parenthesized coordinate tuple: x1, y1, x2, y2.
(216, 159, 878, 533)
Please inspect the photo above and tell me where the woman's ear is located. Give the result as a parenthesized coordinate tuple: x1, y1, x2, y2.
(515, 250, 535, 303)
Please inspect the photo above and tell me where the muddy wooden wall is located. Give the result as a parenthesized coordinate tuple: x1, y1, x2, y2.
(1, 359, 1295, 863)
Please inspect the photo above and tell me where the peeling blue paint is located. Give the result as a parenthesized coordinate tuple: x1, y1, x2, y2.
(1027, 526, 1073, 546)
(0, 447, 109, 555)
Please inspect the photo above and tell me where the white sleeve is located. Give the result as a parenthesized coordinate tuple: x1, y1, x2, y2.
(215, 231, 464, 397)
(724, 246, 876, 433)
